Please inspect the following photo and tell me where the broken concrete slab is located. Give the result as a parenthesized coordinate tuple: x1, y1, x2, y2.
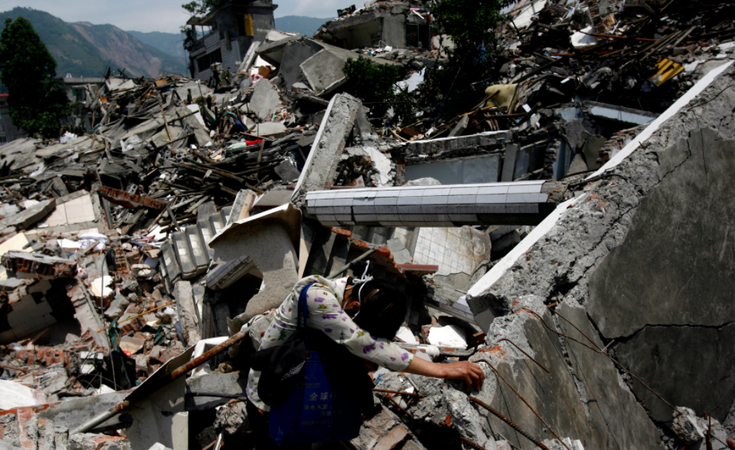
(0, 380, 47, 410)
(174, 280, 201, 347)
(186, 372, 246, 410)
(1, 252, 76, 279)
(273, 159, 301, 182)
(448, 115, 469, 137)
(210, 203, 301, 331)
(0, 199, 56, 231)
(251, 121, 287, 137)
(468, 299, 662, 450)
(588, 127, 735, 337)
(460, 63, 735, 447)
(249, 78, 281, 121)
(292, 93, 363, 200)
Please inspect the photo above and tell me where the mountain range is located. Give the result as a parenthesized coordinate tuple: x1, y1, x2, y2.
(0, 8, 331, 79)
(0, 8, 187, 78)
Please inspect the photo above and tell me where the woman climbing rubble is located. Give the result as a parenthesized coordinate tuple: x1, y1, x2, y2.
(246, 263, 485, 449)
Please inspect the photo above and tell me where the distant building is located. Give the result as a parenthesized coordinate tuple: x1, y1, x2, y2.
(315, 2, 431, 51)
(186, 0, 278, 80)
(0, 94, 27, 145)
(61, 77, 106, 103)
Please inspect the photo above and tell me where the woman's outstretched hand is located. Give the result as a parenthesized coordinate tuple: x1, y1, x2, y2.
(440, 361, 485, 392)
(404, 357, 485, 392)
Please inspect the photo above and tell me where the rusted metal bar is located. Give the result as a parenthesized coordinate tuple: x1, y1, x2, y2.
(386, 393, 414, 419)
(97, 185, 168, 210)
(169, 330, 247, 379)
(459, 436, 487, 450)
(498, 338, 551, 374)
(468, 396, 550, 450)
(72, 330, 248, 434)
(478, 359, 569, 450)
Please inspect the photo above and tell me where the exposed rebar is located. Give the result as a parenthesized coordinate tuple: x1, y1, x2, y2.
(468, 396, 550, 450)
(522, 308, 676, 411)
(459, 436, 487, 450)
(498, 338, 551, 374)
(477, 359, 569, 450)
(386, 393, 414, 419)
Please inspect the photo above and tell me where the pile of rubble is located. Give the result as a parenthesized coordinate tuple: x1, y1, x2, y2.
(1, 0, 735, 449)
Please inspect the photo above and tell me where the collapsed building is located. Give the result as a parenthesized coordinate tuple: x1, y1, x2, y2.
(315, 2, 432, 50)
(1, 0, 735, 449)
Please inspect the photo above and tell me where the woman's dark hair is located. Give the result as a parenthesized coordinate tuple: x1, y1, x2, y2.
(352, 278, 408, 339)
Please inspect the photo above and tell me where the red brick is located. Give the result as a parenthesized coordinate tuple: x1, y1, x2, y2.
(374, 426, 409, 450)
(91, 435, 129, 450)
(16, 407, 37, 450)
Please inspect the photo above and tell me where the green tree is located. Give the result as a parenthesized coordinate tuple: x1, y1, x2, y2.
(0, 16, 69, 138)
(180, 0, 226, 51)
(343, 56, 406, 120)
(181, 0, 226, 17)
(420, 0, 512, 118)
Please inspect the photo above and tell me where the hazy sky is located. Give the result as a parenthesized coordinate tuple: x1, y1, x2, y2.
(0, 0, 359, 33)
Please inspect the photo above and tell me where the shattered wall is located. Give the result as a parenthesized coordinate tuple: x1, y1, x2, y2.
(465, 63, 735, 448)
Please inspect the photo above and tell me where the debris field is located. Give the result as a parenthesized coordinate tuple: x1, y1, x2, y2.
(1, 0, 735, 449)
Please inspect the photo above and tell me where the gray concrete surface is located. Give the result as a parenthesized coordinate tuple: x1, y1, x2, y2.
(462, 58, 735, 448)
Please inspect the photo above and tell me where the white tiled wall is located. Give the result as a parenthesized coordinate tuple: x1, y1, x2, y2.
(412, 226, 491, 275)
(39, 195, 96, 228)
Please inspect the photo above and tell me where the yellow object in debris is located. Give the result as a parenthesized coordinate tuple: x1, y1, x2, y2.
(484, 84, 518, 111)
(649, 58, 684, 87)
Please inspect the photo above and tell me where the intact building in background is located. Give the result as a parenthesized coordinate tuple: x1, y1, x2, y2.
(186, 0, 278, 80)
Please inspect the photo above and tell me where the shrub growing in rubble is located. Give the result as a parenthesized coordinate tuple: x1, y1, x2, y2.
(0, 16, 69, 138)
(421, 0, 513, 119)
(343, 56, 412, 124)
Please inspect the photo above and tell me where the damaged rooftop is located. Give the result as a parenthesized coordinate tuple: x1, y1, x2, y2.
(1, 0, 735, 449)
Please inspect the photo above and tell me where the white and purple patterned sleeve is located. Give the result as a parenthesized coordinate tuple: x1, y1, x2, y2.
(304, 284, 413, 371)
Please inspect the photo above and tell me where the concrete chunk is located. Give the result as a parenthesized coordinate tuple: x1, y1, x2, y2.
(0, 199, 55, 230)
(174, 280, 201, 346)
(249, 78, 281, 121)
(186, 372, 246, 410)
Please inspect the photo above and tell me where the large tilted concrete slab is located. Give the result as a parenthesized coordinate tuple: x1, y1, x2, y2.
(454, 61, 735, 448)
(291, 93, 363, 201)
(304, 181, 555, 227)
